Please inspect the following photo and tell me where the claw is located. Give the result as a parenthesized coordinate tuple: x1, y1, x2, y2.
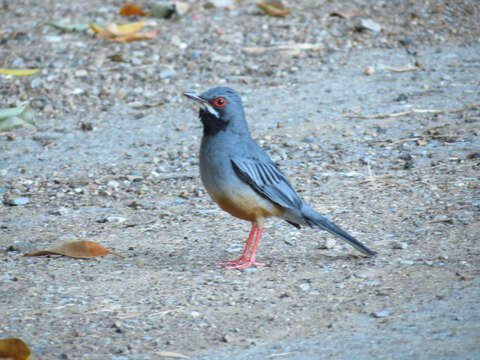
(216, 223, 266, 270)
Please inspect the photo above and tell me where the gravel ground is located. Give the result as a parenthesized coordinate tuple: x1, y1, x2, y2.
(1, 1, 479, 359)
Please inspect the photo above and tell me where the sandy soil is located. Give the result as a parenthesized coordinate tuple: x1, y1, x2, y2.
(1, 1, 479, 359)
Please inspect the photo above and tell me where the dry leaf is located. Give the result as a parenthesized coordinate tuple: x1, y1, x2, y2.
(330, 10, 364, 19)
(90, 21, 144, 37)
(0, 68, 40, 76)
(416, 139, 428, 146)
(24, 240, 122, 258)
(89, 22, 156, 42)
(0, 338, 31, 360)
(256, 2, 290, 18)
(119, 4, 147, 16)
(110, 30, 159, 43)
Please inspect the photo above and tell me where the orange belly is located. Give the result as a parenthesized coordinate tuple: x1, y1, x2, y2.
(212, 192, 284, 222)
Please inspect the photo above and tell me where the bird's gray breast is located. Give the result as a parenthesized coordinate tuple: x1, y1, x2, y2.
(199, 134, 241, 196)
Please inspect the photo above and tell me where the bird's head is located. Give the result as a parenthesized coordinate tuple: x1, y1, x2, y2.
(183, 87, 249, 136)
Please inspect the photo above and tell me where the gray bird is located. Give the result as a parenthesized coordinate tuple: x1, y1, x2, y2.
(183, 87, 376, 269)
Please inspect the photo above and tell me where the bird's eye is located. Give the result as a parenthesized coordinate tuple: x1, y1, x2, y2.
(213, 97, 227, 108)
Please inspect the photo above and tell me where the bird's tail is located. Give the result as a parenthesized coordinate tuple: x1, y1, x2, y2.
(301, 202, 376, 256)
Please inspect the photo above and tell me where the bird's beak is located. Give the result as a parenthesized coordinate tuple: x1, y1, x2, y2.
(183, 92, 219, 118)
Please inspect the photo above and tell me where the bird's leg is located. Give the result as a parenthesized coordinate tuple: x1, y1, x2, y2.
(217, 223, 257, 267)
(225, 226, 266, 270)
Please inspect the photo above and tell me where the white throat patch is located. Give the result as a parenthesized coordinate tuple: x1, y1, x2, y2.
(201, 103, 219, 118)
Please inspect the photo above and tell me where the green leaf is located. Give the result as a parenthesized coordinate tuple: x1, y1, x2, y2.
(0, 68, 40, 76)
(48, 22, 91, 32)
(0, 106, 36, 132)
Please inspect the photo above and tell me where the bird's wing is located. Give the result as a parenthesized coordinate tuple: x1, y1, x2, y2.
(231, 156, 303, 211)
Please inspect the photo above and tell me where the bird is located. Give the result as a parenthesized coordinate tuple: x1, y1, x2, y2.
(183, 87, 376, 269)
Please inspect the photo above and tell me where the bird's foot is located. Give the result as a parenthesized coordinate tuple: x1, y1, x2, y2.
(217, 258, 266, 269)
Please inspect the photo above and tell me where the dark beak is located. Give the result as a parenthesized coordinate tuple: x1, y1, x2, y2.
(183, 92, 219, 118)
(183, 92, 208, 105)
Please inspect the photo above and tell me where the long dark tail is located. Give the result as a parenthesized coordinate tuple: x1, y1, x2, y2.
(301, 203, 376, 256)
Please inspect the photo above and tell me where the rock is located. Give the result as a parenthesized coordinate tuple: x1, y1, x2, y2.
(371, 309, 390, 318)
(105, 215, 127, 224)
(159, 69, 176, 79)
(5, 197, 29, 206)
(432, 214, 449, 222)
(299, 282, 311, 292)
(394, 93, 408, 102)
(392, 241, 408, 250)
(52, 207, 72, 216)
(357, 19, 382, 33)
(107, 180, 120, 189)
(6, 241, 31, 252)
(149, 2, 175, 19)
(205, 0, 235, 10)
(364, 66, 375, 75)
(170, 35, 187, 50)
(173, 1, 190, 17)
(324, 238, 336, 249)
(211, 53, 234, 63)
(221, 334, 233, 343)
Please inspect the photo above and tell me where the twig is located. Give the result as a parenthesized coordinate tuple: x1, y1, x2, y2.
(267, 353, 294, 359)
(374, 137, 421, 146)
(385, 64, 418, 72)
(345, 102, 480, 119)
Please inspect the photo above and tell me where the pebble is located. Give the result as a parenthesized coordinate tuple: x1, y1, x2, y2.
(392, 241, 408, 250)
(324, 238, 336, 249)
(221, 334, 233, 343)
(371, 309, 390, 318)
(432, 214, 449, 222)
(6, 241, 31, 252)
(107, 180, 120, 190)
(170, 35, 187, 50)
(159, 69, 176, 79)
(358, 19, 382, 33)
(206, 0, 235, 9)
(299, 282, 311, 292)
(105, 215, 127, 224)
(5, 197, 29, 206)
(394, 93, 408, 102)
(150, 2, 175, 19)
(364, 66, 375, 75)
(52, 207, 72, 216)
(211, 53, 234, 63)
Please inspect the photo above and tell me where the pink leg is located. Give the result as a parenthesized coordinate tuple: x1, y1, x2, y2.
(224, 226, 266, 270)
(217, 224, 257, 267)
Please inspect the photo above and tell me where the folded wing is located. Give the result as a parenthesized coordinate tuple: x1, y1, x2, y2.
(231, 157, 302, 211)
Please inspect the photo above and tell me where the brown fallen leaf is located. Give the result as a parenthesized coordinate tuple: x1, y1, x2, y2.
(0, 338, 31, 360)
(89, 22, 156, 42)
(256, 2, 290, 18)
(330, 10, 364, 19)
(24, 240, 123, 258)
(110, 30, 159, 43)
(119, 4, 147, 16)
(90, 22, 144, 38)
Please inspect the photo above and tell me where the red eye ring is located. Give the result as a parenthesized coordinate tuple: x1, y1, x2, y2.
(213, 97, 227, 108)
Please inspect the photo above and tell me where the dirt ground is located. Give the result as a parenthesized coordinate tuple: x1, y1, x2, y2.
(1, 1, 479, 359)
